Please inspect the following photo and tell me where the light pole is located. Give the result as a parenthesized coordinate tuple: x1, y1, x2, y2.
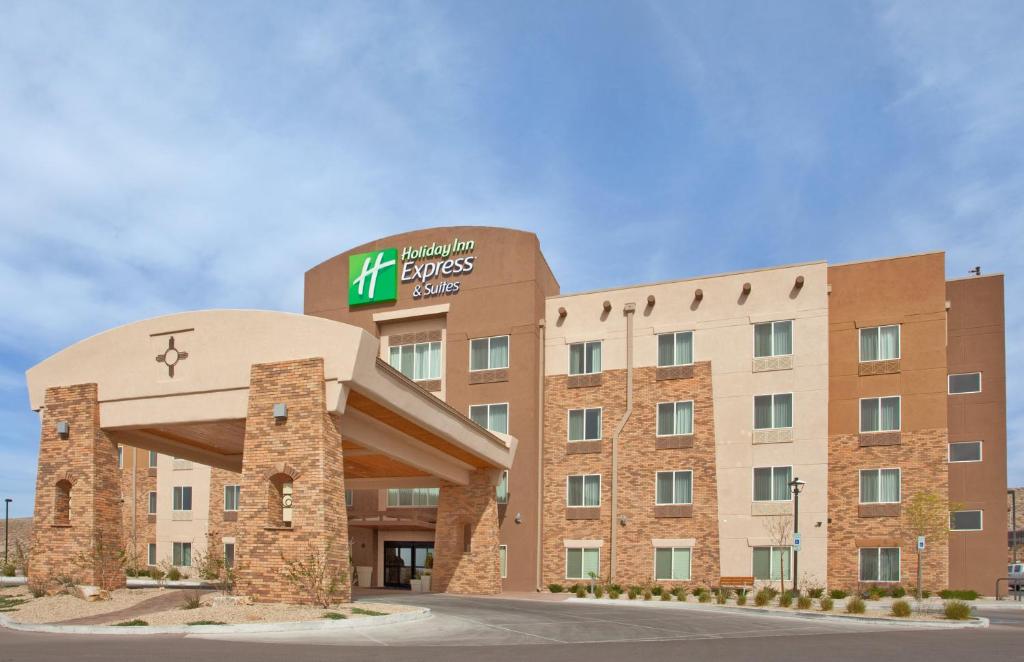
(1011, 489, 1018, 564)
(789, 478, 805, 594)
(4, 498, 11, 565)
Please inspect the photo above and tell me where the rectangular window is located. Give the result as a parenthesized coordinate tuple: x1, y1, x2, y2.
(148, 450, 158, 468)
(224, 543, 235, 569)
(172, 542, 192, 567)
(387, 487, 439, 507)
(470, 335, 509, 371)
(860, 396, 901, 433)
(568, 408, 602, 441)
(754, 320, 793, 358)
(469, 403, 509, 434)
(752, 546, 791, 580)
(388, 341, 442, 381)
(753, 393, 793, 429)
(172, 486, 192, 512)
(656, 401, 694, 436)
(950, 510, 983, 531)
(496, 470, 509, 504)
(655, 470, 693, 505)
(117, 446, 123, 469)
(654, 547, 692, 580)
(859, 325, 900, 362)
(147, 491, 157, 515)
(753, 466, 792, 502)
(147, 543, 157, 566)
(948, 441, 982, 463)
(224, 485, 240, 512)
(948, 373, 982, 394)
(568, 341, 602, 376)
(860, 547, 900, 582)
(567, 475, 601, 507)
(859, 469, 901, 504)
(565, 547, 600, 579)
(657, 331, 694, 367)
(499, 545, 508, 579)
(345, 489, 353, 508)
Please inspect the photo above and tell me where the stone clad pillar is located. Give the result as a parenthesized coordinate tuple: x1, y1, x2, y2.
(234, 358, 350, 604)
(432, 469, 502, 595)
(28, 384, 126, 590)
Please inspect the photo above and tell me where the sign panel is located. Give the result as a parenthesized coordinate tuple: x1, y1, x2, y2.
(917, 535, 926, 551)
(793, 532, 802, 552)
(348, 248, 398, 306)
(347, 237, 479, 307)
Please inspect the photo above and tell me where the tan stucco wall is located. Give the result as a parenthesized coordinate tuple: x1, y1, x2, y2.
(155, 454, 211, 571)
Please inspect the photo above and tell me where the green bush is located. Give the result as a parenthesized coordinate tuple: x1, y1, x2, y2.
(754, 589, 771, 607)
(27, 582, 47, 598)
(628, 587, 638, 600)
(608, 589, 621, 600)
(113, 620, 149, 627)
(890, 586, 906, 598)
(608, 583, 623, 593)
(944, 600, 971, 620)
(891, 600, 911, 617)
(575, 586, 587, 598)
(698, 592, 711, 603)
(846, 597, 866, 614)
(921, 589, 931, 599)
(797, 596, 812, 609)
(829, 589, 848, 600)
(819, 597, 833, 612)
(778, 592, 793, 608)
(643, 589, 653, 601)
(672, 587, 687, 600)
(806, 587, 824, 599)
(322, 612, 347, 620)
(188, 620, 226, 626)
(352, 607, 386, 616)
(180, 592, 202, 610)
(939, 590, 978, 601)
(548, 583, 564, 593)
(1, 564, 15, 577)
(735, 592, 747, 606)
(660, 590, 671, 601)
(651, 585, 662, 596)
(166, 567, 182, 582)
(866, 586, 883, 600)
(594, 585, 605, 598)
(765, 587, 779, 599)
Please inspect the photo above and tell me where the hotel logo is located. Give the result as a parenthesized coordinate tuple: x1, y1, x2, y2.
(348, 248, 398, 306)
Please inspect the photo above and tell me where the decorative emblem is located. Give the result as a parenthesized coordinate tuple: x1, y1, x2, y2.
(155, 336, 189, 377)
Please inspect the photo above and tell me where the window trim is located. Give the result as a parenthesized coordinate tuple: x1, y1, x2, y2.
(858, 324, 901, 363)
(566, 474, 601, 508)
(752, 465, 793, 502)
(388, 340, 443, 381)
(655, 400, 695, 437)
(656, 330, 695, 367)
(858, 468, 902, 504)
(653, 546, 693, 581)
(172, 485, 193, 512)
(859, 547, 901, 583)
(468, 402, 510, 434)
(950, 510, 984, 532)
(567, 407, 603, 442)
(948, 441, 983, 463)
(469, 335, 510, 372)
(948, 372, 982, 395)
(224, 484, 240, 512)
(567, 340, 603, 376)
(753, 320, 794, 358)
(655, 470, 694, 506)
(564, 546, 600, 580)
(752, 545, 793, 581)
(499, 544, 508, 579)
(752, 393, 794, 430)
(858, 395, 902, 433)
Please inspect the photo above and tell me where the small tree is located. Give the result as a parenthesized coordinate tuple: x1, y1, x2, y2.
(904, 489, 959, 601)
(281, 542, 347, 608)
(764, 513, 794, 595)
(74, 531, 126, 591)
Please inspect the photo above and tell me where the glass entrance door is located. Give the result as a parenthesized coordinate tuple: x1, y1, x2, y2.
(383, 541, 434, 588)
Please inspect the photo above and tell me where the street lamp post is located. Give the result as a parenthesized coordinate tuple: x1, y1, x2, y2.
(4, 498, 11, 565)
(789, 478, 805, 595)
(1011, 489, 1018, 564)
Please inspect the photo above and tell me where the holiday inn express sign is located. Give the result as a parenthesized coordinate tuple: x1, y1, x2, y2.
(348, 237, 477, 306)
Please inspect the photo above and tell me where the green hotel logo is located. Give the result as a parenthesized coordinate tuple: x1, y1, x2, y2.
(348, 248, 398, 306)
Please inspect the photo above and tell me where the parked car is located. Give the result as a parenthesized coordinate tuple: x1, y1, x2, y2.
(1008, 563, 1024, 591)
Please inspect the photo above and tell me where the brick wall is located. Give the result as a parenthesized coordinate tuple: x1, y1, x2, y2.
(432, 470, 501, 594)
(119, 446, 157, 569)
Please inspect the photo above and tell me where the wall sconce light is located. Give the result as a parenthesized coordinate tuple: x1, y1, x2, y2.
(646, 294, 656, 307)
(694, 288, 703, 301)
(795, 275, 805, 288)
(514, 512, 522, 524)
(273, 403, 288, 420)
(558, 307, 567, 318)
(602, 300, 612, 312)
(56, 421, 70, 438)
(742, 282, 752, 295)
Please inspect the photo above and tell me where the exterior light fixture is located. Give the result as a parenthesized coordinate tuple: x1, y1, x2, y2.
(558, 307, 567, 318)
(694, 288, 703, 301)
(273, 403, 288, 420)
(647, 295, 656, 307)
(56, 421, 70, 437)
(602, 300, 612, 312)
(795, 275, 805, 288)
(514, 512, 522, 524)
(742, 282, 752, 295)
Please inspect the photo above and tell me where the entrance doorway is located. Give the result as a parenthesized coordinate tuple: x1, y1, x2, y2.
(383, 541, 434, 588)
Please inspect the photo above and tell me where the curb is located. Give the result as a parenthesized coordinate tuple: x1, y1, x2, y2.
(0, 606, 431, 636)
(0, 577, 27, 587)
(565, 597, 988, 629)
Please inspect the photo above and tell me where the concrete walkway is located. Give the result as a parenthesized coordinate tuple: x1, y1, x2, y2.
(55, 589, 213, 625)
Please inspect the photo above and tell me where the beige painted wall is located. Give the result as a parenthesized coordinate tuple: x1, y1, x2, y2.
(155, 454, 211, 571)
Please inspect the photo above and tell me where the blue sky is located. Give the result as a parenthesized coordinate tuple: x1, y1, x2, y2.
(1, 1, 1021, 517)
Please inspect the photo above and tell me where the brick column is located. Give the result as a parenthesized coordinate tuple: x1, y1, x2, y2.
(28, 384, 126, 590)
(432, 469, 502, 595)
(234, 358, 350, 604)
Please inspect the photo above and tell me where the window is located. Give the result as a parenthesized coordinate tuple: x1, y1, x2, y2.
(172, 542, 192, 567)
(345, 489, 353, 508)
(147, 491, 157, 515)
(860, 548, 900, 582)
(387, 487, 439, 507)
(859, 469, 901, 504)
(657, 401, 694, 436)
(470, 335, 509, 371)
(224, 485, 240, 512)
(224, 543, 235, 569)
(566, 547, 600, 579)
(388, 341, 442, 381)
(568, 341, 602, 375)
(655, 470, 693, 505)
(117, 446, 123, 469)
(499, 545, 508, 579)
(948, 373, 982, 394)
(654, 547, 692, 580)
(568, 408, 602, 441)
(148, 450, 158, 468)
(147, 543, 157, 566)
(950, 510, 983, 531)
(657, 331, 693, 367)
(469, 403, 509, 434)
(172, 486, 192, 512)
(754, 320, 793, 358)
(753, 546, 791, 580)
(567, 475, 601, 507)
(860, 396, 900, 433)
(860, 325, 900, 362)
(753, 466, 792, 502)
(754, 393, 792, 429)
(496, 470, 509, 504)
(949, 441, 982, 463)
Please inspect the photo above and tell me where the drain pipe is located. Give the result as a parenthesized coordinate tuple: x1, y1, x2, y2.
(130, 447, 137, 564)
(610, 302, 636, 580)
(536, 317, 546, 591)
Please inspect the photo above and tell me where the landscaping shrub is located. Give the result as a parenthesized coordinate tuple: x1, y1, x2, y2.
(149, 568, 165, 582)
(715, 590, 727, 604)
(322, 612, 347, 620)
(651, 585, 662, 596)
(778, 592, 793, 608)
(188, 620, 226, 626)
(765, 587, 779, 599)
(628, 587, 638, 600)
(890, 586, 906, 598)
(352, 607, 385, 616)
(594, 585, 605, 598)
(829, 589, 848, 600)
(548, 583, 564, 593)
(643, 589, 653, 601)
(866, 586, 883, 600)
(166, 567, 182, 582)
(944, 600, 971, 621)
(672, 587, 687, 600)
(698, 591, 711, 603)
(113, 620, 149, 626)
(27, 582, 47, 598)
(3, 563, 20, 577)
(735, 592, 747, 606)
(921, 590, 931, 599)
(181, 592, 202, 610)
(608, 589, 621, 600)
(660, 590, 671, 601)
(575, 586, 587, 598)
(0, 596, 28, 612)
(806, 587, 824, 599)
(754, 589, 771, 607)
(891, 600, 911, 618)
(819, 597, 833, 612)
(846, 597, 866, 614)
(797, 596, 812, 609)
(939, 590, 978, 601)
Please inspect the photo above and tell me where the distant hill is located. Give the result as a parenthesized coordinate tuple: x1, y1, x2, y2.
(2, 517, 32, 562)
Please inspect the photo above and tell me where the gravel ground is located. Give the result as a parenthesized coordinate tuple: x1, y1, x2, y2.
(137, 594, 415, 626)
(5, 587, 169, 624)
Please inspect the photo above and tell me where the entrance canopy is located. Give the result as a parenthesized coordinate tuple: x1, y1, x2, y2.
(26, 310, 516, 485)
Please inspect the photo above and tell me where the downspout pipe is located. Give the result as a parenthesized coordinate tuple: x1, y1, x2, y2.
(610, 302, 636, 580)
(536, 318, 546, 591)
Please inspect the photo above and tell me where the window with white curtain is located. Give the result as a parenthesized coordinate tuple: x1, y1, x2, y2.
(567, 474, 601, 507)
(859, 469, 901, 504)
(172, 542, 192, 567)
(657, 331, 694, 367)
(860, 547, 900, 582)
(753, 466, 792, 502)
(224, 485, 240, 511)
(469, 403, 509, 434)
(496, 470, 509, 504)
(753, 546, 791, 580)
(656, 401, 694, 436)
(754, 393, 793, 429)
(950, 510, 983, 531)
(859, 325, 900, 362)
(568, 408, 602, 441)
(948, 373, 982, 394)
(754, 320, 793, 358)
(387, 487, 439, 507)
(655, 470, 693, 505)
(860, 397, 901, 432)
(654, 547, 692, 580)
(388, 341, 442, 381)
(470, 335, 509, 371)
(568, 341, 602, 375)
(565, 547, 600, 579)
